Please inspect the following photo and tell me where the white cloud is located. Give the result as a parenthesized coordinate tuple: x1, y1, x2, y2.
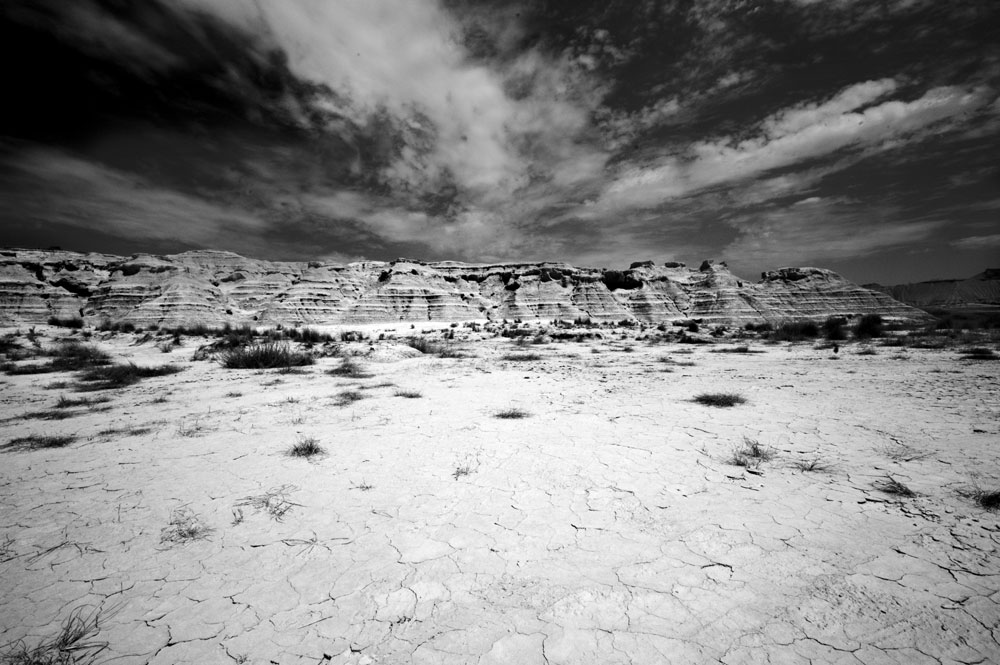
(185, 0, 606, 205)
(588, 81, 991, 214)
(951, 234, 1000, 250)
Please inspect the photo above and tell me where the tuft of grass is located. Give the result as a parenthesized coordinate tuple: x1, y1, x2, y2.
(56, 395, 110, 409)
(729, 437, 775, 467)
(3, 342, 111, 375)
(501, 353, 542, 362)
(334, 390, 366, 406)
(219, 343, 314, 369)
(709, 345, 764, 354)
(2, 435, 76, 452)
(24, 409, 78, 421)
(96, 426, 153, 439)
(659, 357, 696, 367)
(288, 436, 324, 459)
(959, 347, 998, 360)
(160, 508, 213, 544)
(0, 605, 110, 665)
(794, 458, 831, 473)
(327, 357, 374, 379)
(873, 475, 917, 497)
(972, 489, 1000, 510)
(234, 485, 301, 521)
(75, 363, 181, 391)
(394, 389, 423, 398)
(693, 392, 747, 407)
(494, 408, 529, 419)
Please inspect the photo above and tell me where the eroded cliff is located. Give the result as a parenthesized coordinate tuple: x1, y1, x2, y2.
(0, 249, 931, 327)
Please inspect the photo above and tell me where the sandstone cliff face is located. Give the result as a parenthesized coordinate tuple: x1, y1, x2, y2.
(0, 249, 932, 327)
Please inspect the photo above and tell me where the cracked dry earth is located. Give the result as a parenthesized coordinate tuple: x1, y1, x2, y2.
(1, 331, 999, 664)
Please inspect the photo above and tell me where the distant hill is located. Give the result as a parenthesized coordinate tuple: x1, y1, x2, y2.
(864, 269, 1000, 310)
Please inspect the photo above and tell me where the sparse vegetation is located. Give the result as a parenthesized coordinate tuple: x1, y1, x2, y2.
(729, 437, 775, 467)
(0, 605, 110, 665)
(219, 343, 314, 369)
(334, 390, 366, 406)
(2, 435, 76, 452)
(75, 363, 181, 391)
(234, 485, 301, 521)
(693, 392, 747, 407)
(56, 395, 110, 409)
(501, 353, 542, 362)
(2, 342, 111, 375)
(494, 408, 529, 419)
(160, 507, 213, 544)
(47, 315, 84, 329)
(288, 436, 324, 459)
(327, 357, 374, 378)
(794, 458, 831, 472)
(873, 475, 916, 497)
(854, 314, 884, 339)
(959, 347, 998, 360)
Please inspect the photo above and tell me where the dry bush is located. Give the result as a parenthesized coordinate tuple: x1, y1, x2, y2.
(693, 392, 746, 407)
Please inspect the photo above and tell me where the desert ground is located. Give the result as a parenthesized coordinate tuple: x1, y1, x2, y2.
(1, 322, 998, 664)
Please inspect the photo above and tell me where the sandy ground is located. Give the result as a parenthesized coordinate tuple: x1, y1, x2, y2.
(1, 327, 998, 664)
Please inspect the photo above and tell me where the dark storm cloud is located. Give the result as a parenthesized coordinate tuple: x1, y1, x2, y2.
(0, 0, 998, 282)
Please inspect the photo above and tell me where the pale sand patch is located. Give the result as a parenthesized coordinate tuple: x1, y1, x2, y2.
(0, 327, 998, 664)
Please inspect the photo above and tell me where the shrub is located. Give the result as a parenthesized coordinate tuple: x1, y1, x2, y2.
(47, 315, 84, 329)
(501, 353, 542, 361)
(822, 317, 848, 341)
(76, 363, 182, 391)
(327, 357, 374, 378)
(709, 345, 763, 354)
(959, 347, 998, 360)
(96, 320, 136, 333)
(160, 508, 213, 543)
(288, 436, 324, 458)
(771, 321, 820, 341)
(219, 343, 314, 369)
(394, 390, 422, 398)
(854, 314, 884, 339)
(2, 434, 76, 452)
(334, 390, 366, 406)
(972, 489, 1000, 510)
(494, 408, 529, 419)
(693, 392, 747, 407)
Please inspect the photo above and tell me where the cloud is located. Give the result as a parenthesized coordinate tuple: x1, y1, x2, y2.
(592, 82, 991, 214)
(2, 148, 267, 250)
(951, 234, 1000, 250)
(721, 198, 945, 270)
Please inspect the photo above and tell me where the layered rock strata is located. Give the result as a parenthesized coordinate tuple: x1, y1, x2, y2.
(0, 249, 932, 327)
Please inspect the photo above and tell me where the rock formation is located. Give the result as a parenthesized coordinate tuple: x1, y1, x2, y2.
(864, 270, 1000, 310)
(0, 248, 932, 327)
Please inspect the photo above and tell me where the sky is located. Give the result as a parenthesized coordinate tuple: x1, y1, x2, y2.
(2, 0, 998, 285)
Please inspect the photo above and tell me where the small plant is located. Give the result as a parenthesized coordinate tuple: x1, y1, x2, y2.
(394, 390, 422, 398)
(2, 434, 76, 452)
(75, 363, 181, 391)
(288, 436, 324, 459)
(0, 605, 110, 665)
(47, 315, 85, 329)
(160, 507, 213, 543)
(56, 395, 110, 409)
(334, 390, 366, 406)
(494, 408, 529, 419)
(327, 357, 374, 379)
(729, 437, 775, 467)
(234, 485, 301, 521)
(959, 347, 998, 360)
(501, 353, 542, 361)
(219, 343, 314, 369)
(971, 489, 1000, 510)
(693, 392, 746, 407)
(351, 480, 374, 491)
(225, 391, 243, 398)
(794, 458, 831, 472)
(453, 465, 473, 480)
(873, 475, 917, 497)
